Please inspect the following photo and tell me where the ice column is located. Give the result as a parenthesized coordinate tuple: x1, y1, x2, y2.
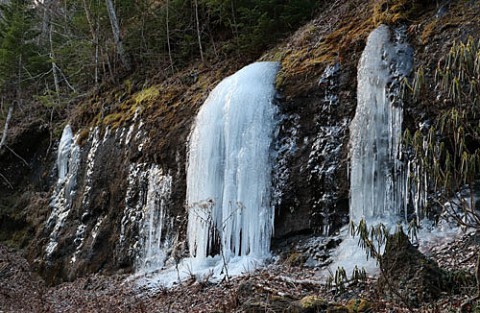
(46, 125, 81, 257)
(349, 25, 413, 223)
(187, 62, 279, 261)
(139, 165, 172, 272)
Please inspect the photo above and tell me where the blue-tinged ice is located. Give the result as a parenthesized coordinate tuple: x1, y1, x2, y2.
(328, 25, 413, 278)
(186, 62, 279, 263)
(132, 62, 279, 287)
(349, 24, 412, 224)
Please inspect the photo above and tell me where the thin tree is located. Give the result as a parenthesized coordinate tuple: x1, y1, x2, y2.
(193, 0, 204, 63)
(81, 0, 99, 87)
(166, 0, 174, 72)
(105, 0, 131, 71)
(49, 23, 60, 94)
(39, 0, 52, 43)
(0, 105, 12, 150)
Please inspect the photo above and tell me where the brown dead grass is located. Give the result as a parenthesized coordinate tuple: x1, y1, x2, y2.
(372, 0, 435, 25)
(269, 0, 373, 97)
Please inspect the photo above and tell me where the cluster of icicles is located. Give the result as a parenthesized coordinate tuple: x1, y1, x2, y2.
(49, 62, 280, 286)
(48, 24, 450, 285)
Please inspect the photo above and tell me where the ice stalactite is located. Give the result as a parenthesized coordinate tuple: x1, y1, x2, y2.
(328, 25, 413, 277)
(187, 62, 279, 262)
(119, 162, 173, 273)
(349, 25, 413, 224)
(129, 62, 279, 288)
(69, 127, 102, 263)
(46, 125, 81, 257)
(137, 165, 173, 272)
(56, 125, 74, 183)
(80, 127, 101, 210)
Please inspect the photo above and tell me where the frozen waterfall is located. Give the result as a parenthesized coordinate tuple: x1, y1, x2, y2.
(187, 62, 279, 263)
(57, 125, 74, 183)
(132, 62, 279, 287)
(349, 25, 412, 224)
(46, 125, 81, 257)
(327, 25, 413, 277)
(133, 164, 173, 272)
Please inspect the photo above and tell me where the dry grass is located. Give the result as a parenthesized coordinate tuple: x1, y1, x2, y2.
(273, 0, 373, 97)
(372, 0, 436, 26)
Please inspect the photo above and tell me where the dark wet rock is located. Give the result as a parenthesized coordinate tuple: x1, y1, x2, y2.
(379, 230, 474, 307)
(273, 234, 341, 269)
(273, 59, 353, 239)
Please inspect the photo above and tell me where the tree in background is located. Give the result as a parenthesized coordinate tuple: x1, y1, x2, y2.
(105, 0, 131, 71)
(0, 0, 320, 99)
(0, 0, 48, 101)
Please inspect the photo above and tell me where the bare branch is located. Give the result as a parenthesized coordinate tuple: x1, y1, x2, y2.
(0, 106, 13, 149)
(4, 145, 29, 167)
(0, 172, 13, 189)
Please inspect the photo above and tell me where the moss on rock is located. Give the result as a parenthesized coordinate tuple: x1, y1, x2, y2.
(298, 295, 328, 311)
(345, 298, 372, 312)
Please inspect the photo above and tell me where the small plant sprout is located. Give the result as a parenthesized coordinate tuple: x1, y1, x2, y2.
(351, 265, 367, 284)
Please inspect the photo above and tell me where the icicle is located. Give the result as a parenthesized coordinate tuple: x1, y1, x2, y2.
(326, 25, 413, 278)
(139, 165, 173, 272)
(56, 125, 73, 183)
(186, 62, 279, 262)
(46, 125, 81, 257)
(81, 127, 101, 209)
(349, 25, 412, 224)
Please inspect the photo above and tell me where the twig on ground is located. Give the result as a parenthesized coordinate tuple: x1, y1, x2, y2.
(0, 172, 13, 189)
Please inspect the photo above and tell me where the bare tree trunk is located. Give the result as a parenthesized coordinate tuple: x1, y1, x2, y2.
(103, 46, 115, 82)
(17, 55, 22, 103)
(82, 0, 99, 87)
(166, 0, 174, 72)
(105, 0, 131, 71)
(95, 32, 99, 86)
(40, 0, 53, 44)
(230, 0, 240, 57)
(49, 24, 60, 94)
(82, 0, 96, 38)
(40, 0, 60, 93)
(193, 0, 204, 63)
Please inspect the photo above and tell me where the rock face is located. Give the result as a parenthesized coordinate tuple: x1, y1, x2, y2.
(39, 124, 180, 283)
(0, 104, 196, 284)
(273, 62, 353, 238)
